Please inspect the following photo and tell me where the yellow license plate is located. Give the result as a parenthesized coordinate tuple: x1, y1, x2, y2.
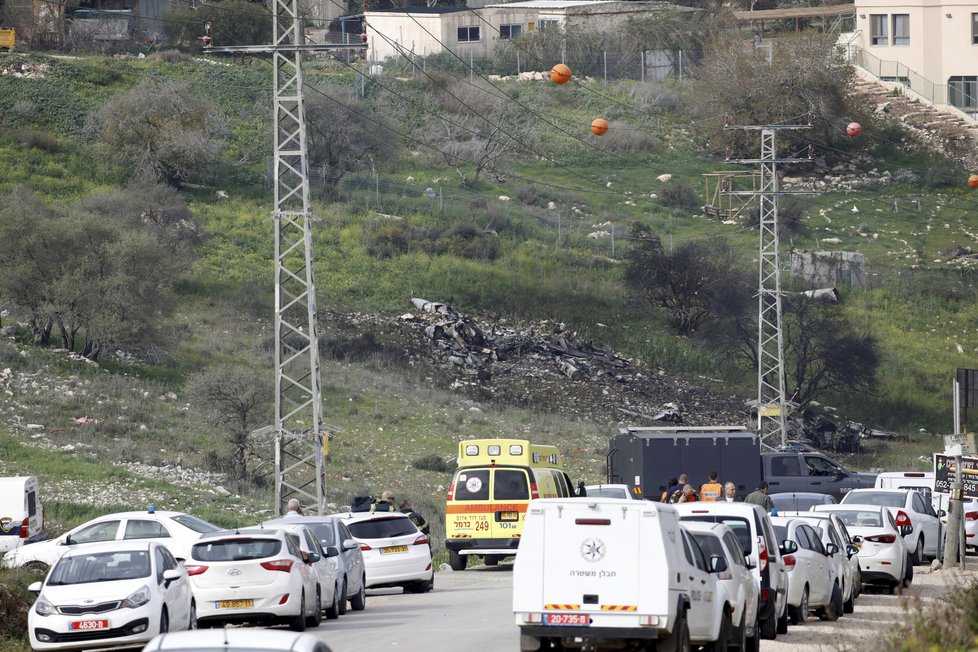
(500, 511, 519, 521)
(381, 545, 408, 554)
(218, 599, 254, 609)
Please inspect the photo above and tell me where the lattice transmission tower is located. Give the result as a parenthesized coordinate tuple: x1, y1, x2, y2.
(207, 6, 364, 515)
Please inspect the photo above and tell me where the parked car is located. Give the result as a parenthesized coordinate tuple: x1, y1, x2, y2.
(583, 484, 637, 499)
(770, 517, 843, 624)
(28, 540, 194, 651)
(143, 628, 331, 651)
(263, 515, 367, 613)
(185, 528, 322, 630)
(840, 488, 943, 564)
(770, 492, 837, 513)
(941, 497, 978, 551)
(334, 512, 433, 593)
(0, 475, 45, 553)
(270, 523, 342, 620)
(3, 509, 220, 573)
(780, 511, 861, 613)
(675, 502, 790, 640)
(682, 521, 760, 651)
(814, 505, 912, 594)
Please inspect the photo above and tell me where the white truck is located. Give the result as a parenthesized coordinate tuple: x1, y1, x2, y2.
(513, 498, 726, 652)
(0, 476, 44, 554)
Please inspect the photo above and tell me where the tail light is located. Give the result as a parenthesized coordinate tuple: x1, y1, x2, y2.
(757, 536, 769, 574)
(760, 588, 769, 603)
(865, 534, 897, 544)
(183, 564, 208, 576)
(895, 510, 911, 527)
(966, 512, 978, 521)
(19, 517, 28, 539)
(359, 543, 373, 551)
(575, 519, 611, 526)
(530, 483, 539, 500)
(278, 594, 290, 605)
(261, 559, 294, 572)
(446, 483, 455, 501)
(783, 555, 796, 570)
(413, 535, 429, 546)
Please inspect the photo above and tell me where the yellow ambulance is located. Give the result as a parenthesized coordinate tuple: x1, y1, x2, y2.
(445, 438, 577, 570)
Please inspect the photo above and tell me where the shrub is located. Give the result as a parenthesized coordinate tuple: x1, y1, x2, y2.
(413, 454, 453, 473)
(13, 130, 59, 152)
(367, 224, 412, 258)
(440, 223, 498, 261)
(658, 182, 699, 209)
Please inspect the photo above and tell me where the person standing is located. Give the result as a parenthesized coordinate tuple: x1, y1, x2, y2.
(664, 474, 688, 503)
(745, 481, 775, 512)
(283, 498, 304, 517)
(699, 471, 722, 502)
(372, 490, 397, 512)
(399, 499, 430, 536)
(672, 484, 698, 503)
(721, 482, 740, 502)
(661, 478, 678, 503)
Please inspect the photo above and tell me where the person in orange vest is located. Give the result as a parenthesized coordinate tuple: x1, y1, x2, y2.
(699, 471, 722, 502)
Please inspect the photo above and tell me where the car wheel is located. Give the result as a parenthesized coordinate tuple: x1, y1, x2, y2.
(326, 582, 341, 620)
(188, 600, 198, 630)
(886, 581, 898, 595)
(159, 608, 169, 635)
(289, 591, 307, 632)
(903, 553, 914, 588)
(351, 576, 366, 611)
(820, 583, 842, 622)
(852, 568, 862, 599)
(843, 584, 854, 614)
(404, 575, 434, 593)
(306, 587, 323, 627)
(709, 610, 731, 652)
(483, 554, 499, 567)
(448, 549, 467, 571)
(745, 613, 761, 652)
(913, 536, 924, 565)
(660, 610, 690, 652)
(337, 578, 349, 616)
(23, 561, 48, 575)
(776, 601, 789, 635)
(789, 586, 808, 625)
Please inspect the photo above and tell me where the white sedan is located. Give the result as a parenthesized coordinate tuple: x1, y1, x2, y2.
(584, 484, 638, 499)
(771, 517, 842, 624)
(4, 509, 221, 573)
(185, 528, 322, 631)
(814, 505, 912, 594)
(333, 512, 433, 593)
(840, 488, 943, 564)
(29, 540, 194, 651)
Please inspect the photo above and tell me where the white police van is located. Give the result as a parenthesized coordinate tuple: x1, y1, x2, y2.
(513, 498, 726, 652)
(0, 476, 44, 554)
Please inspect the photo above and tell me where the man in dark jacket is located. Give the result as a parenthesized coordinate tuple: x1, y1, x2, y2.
(399, 499, 430, 536)
(745, 481, 775, 512)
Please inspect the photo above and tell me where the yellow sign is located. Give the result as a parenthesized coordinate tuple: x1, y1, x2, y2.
(759, 405, 782, 417)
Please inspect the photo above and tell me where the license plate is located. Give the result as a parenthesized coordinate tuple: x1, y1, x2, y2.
(500, 511, 519, 521)
(218, 599, 254, 609)
(544, 614, 590, 626)
(69, 620, 109, 631)
(380, 545, 408, 555)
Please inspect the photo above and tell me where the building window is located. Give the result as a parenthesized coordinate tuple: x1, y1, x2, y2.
(949, 76, 978, 110)
(539, 19, 559, 31)
(870, 14, 888, 45)
(892, 14, 909, 45)
(972, 13, 978, 44)
(500, 24, 523, 39)
(457, 26, 480, 43)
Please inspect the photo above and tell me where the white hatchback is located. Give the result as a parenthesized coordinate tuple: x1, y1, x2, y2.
(333, 512, 433, 593)
(28, 540, 194, 651)
(840, 488, 943, 564)
(185, 528, 322, 631)
(771, 517, 843, 624)
(814, 505, 912, 594)
(4, 509, 221, 573)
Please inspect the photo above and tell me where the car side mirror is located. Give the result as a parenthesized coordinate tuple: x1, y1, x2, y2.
(162, 568, 181, 588)
(325, 546, 340, 558)
(779, 540, 798, 555)
(709, 554, 728, 573)
(825, 543, 839, 556)
(938, 509, 947, 518)
(900, 525, 913, 536)
(306, 551, 321, 564)
(62, 535, 73, 546)
(852, 535, 863, 544)
(342, 538, 360, 551)
(28, 581, 42, 593)
(846, 543, 859, 558)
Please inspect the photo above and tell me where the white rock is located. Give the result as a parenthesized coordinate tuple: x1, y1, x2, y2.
(547, 201, 557, 210)
(498, 195, 510, 201)
(656, 174, 672, 182)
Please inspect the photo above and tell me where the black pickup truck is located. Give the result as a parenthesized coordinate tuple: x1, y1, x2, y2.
(607, 426, 877, 501)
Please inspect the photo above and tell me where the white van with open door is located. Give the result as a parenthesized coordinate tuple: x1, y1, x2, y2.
(513, 498, 726, 652)
(0, 476, 44, 553)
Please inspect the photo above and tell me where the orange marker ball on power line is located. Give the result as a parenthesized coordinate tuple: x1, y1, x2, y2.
(591, 118, 609, 136)
(969, 174, 978, 189)
(846, 122, 862, 138)
(550, 63, 571, 85)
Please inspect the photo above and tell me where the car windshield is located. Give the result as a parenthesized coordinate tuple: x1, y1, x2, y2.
(192, 538, 281, 561)
(348, 517, 416, 539)
(587, 487, 628, 499)
(841, 492, 905, 508)
(48, 550, 150, 585)
(171, 514, 221, 534)
(680, 516, 753, 555)
(309, 523, 336, 546)
(829, 510, 883, 527)
(771, 495, 833, 511)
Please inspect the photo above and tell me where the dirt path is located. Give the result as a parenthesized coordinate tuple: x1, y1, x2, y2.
(762, 565, 977, 651)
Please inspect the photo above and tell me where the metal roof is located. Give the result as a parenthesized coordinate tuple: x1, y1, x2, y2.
(484, 0, 616, 8)
(732, 3, 855, 21)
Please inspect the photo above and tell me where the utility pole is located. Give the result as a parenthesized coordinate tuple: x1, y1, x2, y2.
(206, 6, 364, 515)
(724, 121, 813, 450)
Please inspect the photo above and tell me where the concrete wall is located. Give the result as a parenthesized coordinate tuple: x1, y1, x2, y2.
(790, 250, 867, 288)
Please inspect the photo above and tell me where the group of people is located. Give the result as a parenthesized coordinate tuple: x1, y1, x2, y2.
(660, 472, 776, 513)
(283, 490, 431, 535)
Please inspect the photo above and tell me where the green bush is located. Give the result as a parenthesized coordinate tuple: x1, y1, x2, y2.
(440, 223, 498, 261)
(413, 454, 453, 473)
(658, 182, 699, 209)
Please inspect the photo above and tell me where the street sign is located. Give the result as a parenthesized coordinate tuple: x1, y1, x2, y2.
(934, 453, 978, 498)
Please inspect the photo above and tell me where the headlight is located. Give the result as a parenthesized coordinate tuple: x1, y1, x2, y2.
(35, 596, 55, 617)
(122, 585, 151, 609)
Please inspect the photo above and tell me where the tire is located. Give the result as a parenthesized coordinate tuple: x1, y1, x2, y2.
(659, 611, 691, 652)
(159, 608, 169, 635)
(789, 586, 808, 625)
(188, 600, 198, 630)
(23, 561, 49, 575)
(404, 575, 434, 593)
(325, 583, 341, 620)
(337, 578, 349, 616)
(759, 609, 777, 641)
(913, 536, 924, 565)
(852, 568, 862, 599)
(305, 588, 322, 628)
(820, 584, 842, 622)
(483, 555, 499, 567)
(730, 611, 746, 652)
(745, 613, 761, 652)
(843, 584, 854, 614)
(289, 591, 307, 632)
(709, 610, 731, 652)
(350, 576, 366, 611)
(448, 549, 467, 571)
(885, 581, 898, 595)
(776, 602, 789, 635)
(903, 553, 914, 588)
